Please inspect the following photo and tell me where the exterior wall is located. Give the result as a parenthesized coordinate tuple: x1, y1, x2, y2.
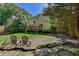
(0, 26, 4, 33)
(0, 25, 11, 34)
(26, 16, 51, 32)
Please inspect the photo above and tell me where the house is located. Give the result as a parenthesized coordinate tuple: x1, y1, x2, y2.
(0, 14, 51, 33)
(26, 14, 51, 32)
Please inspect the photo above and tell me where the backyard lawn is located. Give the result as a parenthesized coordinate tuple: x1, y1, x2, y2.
(0, 33, 51, 44)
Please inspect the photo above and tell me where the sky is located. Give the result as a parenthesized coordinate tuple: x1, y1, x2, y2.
(16, 3, 47, 16)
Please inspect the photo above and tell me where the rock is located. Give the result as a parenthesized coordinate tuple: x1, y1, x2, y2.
(50, 47, 59, 52)
(34, 44, 76, 56)
(34, 48, 52, 56)
(57, 48, 74, 56)
(36, 44, 46, 49)
(46, 43, 57, 48)
(33, 49, 40, 56)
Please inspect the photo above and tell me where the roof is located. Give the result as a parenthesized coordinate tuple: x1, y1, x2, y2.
(32, 14, 49, 20)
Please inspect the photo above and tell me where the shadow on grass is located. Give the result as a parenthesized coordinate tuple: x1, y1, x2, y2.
(0, 32, 51, 37)
(25, 32, 50, 36)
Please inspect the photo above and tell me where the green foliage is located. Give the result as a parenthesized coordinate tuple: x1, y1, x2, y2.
(9, 18, 25, 33)
(43, 29, 52, 33)
(0, 4, 13, 25)
(43, 3, 79, 33)
(0, 4, 32, 25)
(50, 25, 56, 33)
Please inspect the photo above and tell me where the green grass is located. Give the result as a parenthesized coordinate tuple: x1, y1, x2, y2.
(0, 33, 50, 44)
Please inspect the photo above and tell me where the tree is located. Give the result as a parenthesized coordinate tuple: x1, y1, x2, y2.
(43, 3, 79, 38)
(0, 4, 32, 26)
(9, 18, 25, 33)
(43, 3, 72, 33)
(0, 4, 13, 25)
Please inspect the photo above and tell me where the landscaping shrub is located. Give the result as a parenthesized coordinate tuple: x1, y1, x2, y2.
(50, 25, 56, 33)
(42, 29, 52, 33)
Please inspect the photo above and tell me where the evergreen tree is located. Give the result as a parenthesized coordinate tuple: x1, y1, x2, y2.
(9, 18, 25, 33)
